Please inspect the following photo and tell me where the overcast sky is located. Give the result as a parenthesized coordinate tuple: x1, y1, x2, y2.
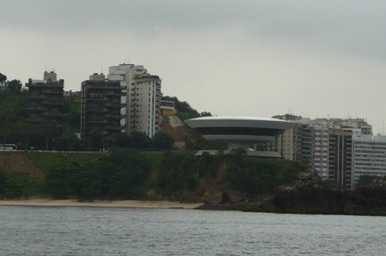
(2, 0, 386, 133)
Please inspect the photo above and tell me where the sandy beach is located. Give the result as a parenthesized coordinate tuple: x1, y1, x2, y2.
(0, 199, 203, 209)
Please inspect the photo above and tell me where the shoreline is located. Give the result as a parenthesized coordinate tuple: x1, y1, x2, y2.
(0, 199, 203, 209)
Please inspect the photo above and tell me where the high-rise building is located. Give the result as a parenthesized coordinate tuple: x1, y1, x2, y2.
(351, 132, 386, 190)
(107, 64, 161, 137)
(25, 71, 64, 133)
(328, 129, 353, 190)
(80, 73, 124, 147)
(273, 114, 311, 161)
(310, 123, 330, 179)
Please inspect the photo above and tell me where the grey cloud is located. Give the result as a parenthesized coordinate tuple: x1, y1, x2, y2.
(3, 0, 385, 33)
(2, 0, 386, 59)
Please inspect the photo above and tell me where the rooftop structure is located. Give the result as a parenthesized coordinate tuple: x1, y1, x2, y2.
(160, 100, 177, 116)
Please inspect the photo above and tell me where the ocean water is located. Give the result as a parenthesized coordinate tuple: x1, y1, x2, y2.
(1, 206, 385, 256)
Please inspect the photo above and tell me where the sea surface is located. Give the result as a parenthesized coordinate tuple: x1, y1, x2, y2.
(1, 206, 385, 256)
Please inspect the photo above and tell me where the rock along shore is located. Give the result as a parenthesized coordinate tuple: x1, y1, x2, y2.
(0, 199, 203, 209)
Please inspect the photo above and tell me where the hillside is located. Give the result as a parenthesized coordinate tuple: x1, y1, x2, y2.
(0, 153, 45, 182)
(0, 151, 306, 203)
(161, 115, 198, 148)
(2, 151, 386, 216)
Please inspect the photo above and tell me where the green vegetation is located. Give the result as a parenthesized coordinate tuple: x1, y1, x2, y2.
(63, 97, 81, 133)
(225, 154, 307, 195)
(0, 79, 27, 147)
(111, 132, 173, 150)
(162, 96, 212, 120)
(26, 152, 99, 172)
(157, 151, 198, 195)
(0, 172, 34, 199)
(0, 151, 309, 201)
(45, 149, 151, 200)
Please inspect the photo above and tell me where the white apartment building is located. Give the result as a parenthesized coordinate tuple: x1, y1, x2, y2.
(107, 64, 161, 137)
(311, 123, 330, 180)
(351, 131, 386, 189)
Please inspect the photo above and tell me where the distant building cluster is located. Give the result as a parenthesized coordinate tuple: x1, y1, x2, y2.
(274, 114, 386, 190)
(24, 63, 166, 147)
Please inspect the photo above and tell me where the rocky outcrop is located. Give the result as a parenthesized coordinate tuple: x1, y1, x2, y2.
(248, 173, 386, 215)
(197, 172, 386, 215)
(202, 182, 246, 204)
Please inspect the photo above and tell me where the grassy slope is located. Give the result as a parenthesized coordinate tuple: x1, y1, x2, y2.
(0, 151, 163, 179)
(26, 152, 100, 172)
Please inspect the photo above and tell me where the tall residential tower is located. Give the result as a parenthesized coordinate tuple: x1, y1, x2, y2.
(80, 73, 124, 147)
(107, 64, 161, 137)
(25, 71, 64, 133)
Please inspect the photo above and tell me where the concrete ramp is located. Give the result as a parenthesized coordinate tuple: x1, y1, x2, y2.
(168, 116, 185, 128)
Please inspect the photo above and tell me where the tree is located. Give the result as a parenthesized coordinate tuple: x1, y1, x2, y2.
(162, 96, 200, 120)
(157, 151, 197, 195)
(357, 175, 377, 187)
(131, 132, 152, 148)
(200, 111, 212, 117)
(7, 80, 22, 95)
(45, 166, 70, 199)
(0, 73, 6, 83)
(37, 122, 60, 150)
(112, 133, 133, 148)
(153, 132, 174, 149)
(86, 130, 104, 150)
(45, 150, 151, 200)
(104, 150, 150, 198)
(55, 131, 82, 151)
(0, 89, 26, 145)
(63, 97, 80, 132)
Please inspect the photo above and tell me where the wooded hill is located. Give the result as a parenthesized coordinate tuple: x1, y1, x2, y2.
(0, 150, 307, 202)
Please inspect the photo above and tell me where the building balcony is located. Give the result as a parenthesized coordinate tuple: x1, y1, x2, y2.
(42, 112, 64, 118)
(86, 120, 104, 124)
(26, 106, 45, 111)
(26, 94, 46, 100)
(105, 126, 122, 131)
(104, 114, 121, 119)
(26, 117, 46, 122)
(42, 91, 63, 95)
(86, 108, 103, 113)
(86, 97, 103, 102)
(42, 101, 63, 106)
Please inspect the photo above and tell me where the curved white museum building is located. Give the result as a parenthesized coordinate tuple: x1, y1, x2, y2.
(185, 116, 293, 150)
